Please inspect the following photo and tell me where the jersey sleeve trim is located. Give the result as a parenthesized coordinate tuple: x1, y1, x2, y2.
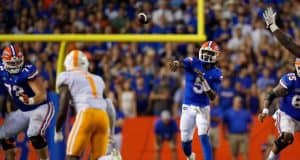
(279, 79, 288, 89)
(28, 70, 39, 80)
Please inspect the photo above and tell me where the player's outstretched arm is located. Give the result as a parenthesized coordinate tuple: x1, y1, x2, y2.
(258, 83, 288, 122)
(168, 60, 184, 72)
(55, 85, 71, 132)
(23, 76, 47, 105)
(194, 69, 217, 100)
(263, 7, 300, 57)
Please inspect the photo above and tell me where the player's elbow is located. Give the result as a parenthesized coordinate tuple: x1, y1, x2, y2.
(209, 95, 216, 101)
(206, 91, 216, 100)
(37, 92, 47, 102)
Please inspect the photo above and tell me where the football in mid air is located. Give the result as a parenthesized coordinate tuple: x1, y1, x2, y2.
(137, 12, 150, 24)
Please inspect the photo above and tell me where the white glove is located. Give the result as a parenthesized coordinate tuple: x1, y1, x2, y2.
(263, 7, 279, 32)
(111, 149, 122, 160)
(97, 149, 122, 160)
(54, 130, 64, 142)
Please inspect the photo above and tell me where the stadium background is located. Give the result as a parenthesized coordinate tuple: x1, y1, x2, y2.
(0, 0, 299, 160)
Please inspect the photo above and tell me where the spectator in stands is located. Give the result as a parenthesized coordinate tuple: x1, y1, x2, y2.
(149, 67, 171, 116)
(118, 80, 137, 118)
(256, 68, 276, 91)
(172, 80, 184, 117)
(223, 97, 252, 160)
(154, 110, 178, 160)
(247, 84, 260, 115)
(209, 102, 223, 160)
(227, 25, 244, 52)
(218, 76, 236, 112)
(152, 0, 174, 26)
(134, 76, 150, 116)
(213, 18, 231, 43)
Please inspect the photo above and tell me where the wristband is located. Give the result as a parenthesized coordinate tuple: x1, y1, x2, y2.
(262, 108, 269, 115)
(28, 97, 35, 105)
(269, 24, 279, 32)
(201, 80, 211, 92)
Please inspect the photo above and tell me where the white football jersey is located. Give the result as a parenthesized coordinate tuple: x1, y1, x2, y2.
(56, 70, 107, 112)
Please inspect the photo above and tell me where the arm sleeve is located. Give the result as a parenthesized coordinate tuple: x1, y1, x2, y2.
(273, 30, 300, 57)
(182, 57, 193, 70)
(279, 73, 293, 89)
(56, 72, 70, 88)
(25, 65, 39, 80)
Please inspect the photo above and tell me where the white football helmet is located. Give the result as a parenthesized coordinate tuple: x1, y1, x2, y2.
(64, 50, 89, 71)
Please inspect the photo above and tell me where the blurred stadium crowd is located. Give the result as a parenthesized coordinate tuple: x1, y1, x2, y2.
(0, 0, 299, 115)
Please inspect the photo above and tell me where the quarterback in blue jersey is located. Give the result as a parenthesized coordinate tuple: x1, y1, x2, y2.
(169, 41, 222, 160)
(0, 45, 54, 160)
(259, 58, 300, 160)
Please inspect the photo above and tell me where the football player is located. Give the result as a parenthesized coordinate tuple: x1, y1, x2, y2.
(0, 85, 18, 160)
(0, 45, 54, 160)
(55, 50, 110, 160)
(169, 41, 222, 160)
(263, 7, 300, 57)
(259, 58, 300, 160)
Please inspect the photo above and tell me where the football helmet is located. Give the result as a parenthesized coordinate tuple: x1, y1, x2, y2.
(64, 50, 89, 71)
(199, 41, 220, 63)
(2, 45, 24, 74)
(295, 58, 300, 77)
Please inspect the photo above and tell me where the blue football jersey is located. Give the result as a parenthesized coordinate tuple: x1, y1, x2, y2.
(0, 63, 49, 111)
(182, 57, 222, 107)
(279, 72, 300, 121)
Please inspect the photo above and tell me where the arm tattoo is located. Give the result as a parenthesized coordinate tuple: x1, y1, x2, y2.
(273, 30, 300, 57)
(264, 83, 288, 109)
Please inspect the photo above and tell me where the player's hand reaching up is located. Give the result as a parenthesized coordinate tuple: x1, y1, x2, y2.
(263, 7, 279, 32)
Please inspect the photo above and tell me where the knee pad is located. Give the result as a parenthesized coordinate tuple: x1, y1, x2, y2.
(181, 130, 193, 142)
(274, 133, 294, 151)
(0, 138, 16, 150)
(29, 135, 47, 149)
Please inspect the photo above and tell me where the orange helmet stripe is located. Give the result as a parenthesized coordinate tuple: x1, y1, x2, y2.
(73, 50, 79, 68)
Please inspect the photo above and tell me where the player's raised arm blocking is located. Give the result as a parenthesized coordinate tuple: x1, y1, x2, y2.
(263, 7, 300, 57)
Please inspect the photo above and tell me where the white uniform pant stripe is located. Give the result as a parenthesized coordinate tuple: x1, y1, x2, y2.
(41, 103, 54, 135)
(67, 111, 84, 155)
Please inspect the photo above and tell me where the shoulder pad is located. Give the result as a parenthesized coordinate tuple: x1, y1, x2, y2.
(22, 64, 39, 80)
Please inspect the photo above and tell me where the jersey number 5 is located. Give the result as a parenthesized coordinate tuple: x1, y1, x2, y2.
(292, 95, 300, 109)
(193, 77, 203, 94)
(4, 84, 24, 97)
